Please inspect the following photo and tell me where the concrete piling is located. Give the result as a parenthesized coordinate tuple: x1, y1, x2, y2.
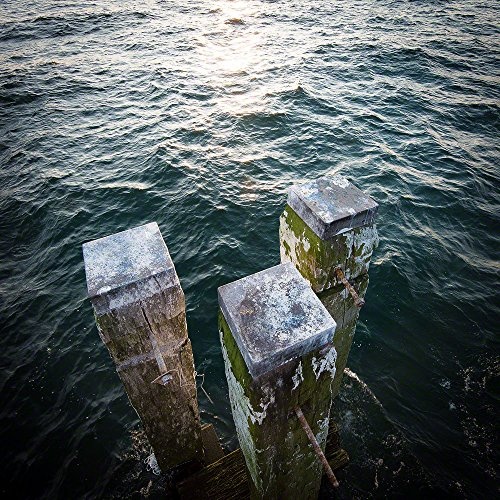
(83, 222, 203, 471)
(218, 262, 337, 499)
(280, 175, 379, 397)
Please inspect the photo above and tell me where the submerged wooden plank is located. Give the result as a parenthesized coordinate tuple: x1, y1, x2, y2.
(328, 449, 350, 471)
(325, 419, 342, 456)
(177, 418, 349, 499)
(326, 418, 349, 470)
(201, 423, 224, 465)
(177, 449, 250, 500)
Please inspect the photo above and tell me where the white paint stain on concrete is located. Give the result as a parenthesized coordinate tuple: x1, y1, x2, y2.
(292, 361, 304, 391)
(330, 175, 350, 189)
(220, 329, 264, 491)
(312, 347, 337, 380)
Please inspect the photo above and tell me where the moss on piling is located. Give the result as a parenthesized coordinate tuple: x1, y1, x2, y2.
(219, 311, 335, 499)
(279, 204, 378, 293)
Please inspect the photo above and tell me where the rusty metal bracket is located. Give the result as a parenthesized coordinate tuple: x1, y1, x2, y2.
(143, 305, 190, 388)
(334, 267, 365, 308)
(151, 371, 174, 386)
(151, 367, 192, 388)
(294, 406, 339, 488)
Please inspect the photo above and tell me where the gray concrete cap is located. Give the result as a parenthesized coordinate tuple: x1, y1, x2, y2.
(83, 222, 177, 298)
(218, 262, 336, 378)
(287, 175, 378, 239)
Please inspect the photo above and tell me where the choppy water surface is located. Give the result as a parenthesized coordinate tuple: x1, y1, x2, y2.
(1, 0, 498, 498)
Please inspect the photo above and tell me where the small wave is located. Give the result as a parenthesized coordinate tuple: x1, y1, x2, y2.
(99, 182, 150, 191)
(225, 18, 245, 25)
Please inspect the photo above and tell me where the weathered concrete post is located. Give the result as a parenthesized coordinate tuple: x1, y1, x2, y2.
(83, 222, 203, 471)
(218, 262, 337, 499)
(279, 175, 379, 397)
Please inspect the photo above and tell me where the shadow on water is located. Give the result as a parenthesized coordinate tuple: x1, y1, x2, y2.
(87, 367, 455, 499)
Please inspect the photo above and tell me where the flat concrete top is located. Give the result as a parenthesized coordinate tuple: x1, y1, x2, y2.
(288, 175, 378, 239)
(83, 222, 175, 298)
(218, 262, 336, 378)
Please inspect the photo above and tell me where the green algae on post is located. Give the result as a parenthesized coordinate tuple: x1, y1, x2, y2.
(280, 204, 378, 293)
(218, 263, 338, 499)
(280, 175, 379, 397)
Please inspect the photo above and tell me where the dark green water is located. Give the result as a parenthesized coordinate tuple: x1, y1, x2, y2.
(0, 0, 498, 498)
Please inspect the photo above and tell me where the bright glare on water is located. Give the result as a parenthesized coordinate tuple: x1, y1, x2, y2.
(0, 0, 498, 498)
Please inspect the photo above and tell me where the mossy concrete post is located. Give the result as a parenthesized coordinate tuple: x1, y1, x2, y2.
(82, 222, 203, 471)
(279, 175, 379, 397)
(218, 263, 337, 499)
